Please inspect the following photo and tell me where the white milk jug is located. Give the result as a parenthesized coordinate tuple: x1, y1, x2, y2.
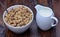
(35, 5, 58, 30)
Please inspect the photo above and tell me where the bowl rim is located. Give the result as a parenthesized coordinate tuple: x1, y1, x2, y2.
(3, 5, 34, 28)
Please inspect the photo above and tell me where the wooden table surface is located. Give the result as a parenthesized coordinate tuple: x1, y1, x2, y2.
(0, 0, 60, 37)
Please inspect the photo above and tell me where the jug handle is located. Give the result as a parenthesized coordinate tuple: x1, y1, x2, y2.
(51, 17, 58, 27)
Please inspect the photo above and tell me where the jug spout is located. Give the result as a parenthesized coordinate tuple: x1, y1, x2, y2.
(35, 5, 44, 12)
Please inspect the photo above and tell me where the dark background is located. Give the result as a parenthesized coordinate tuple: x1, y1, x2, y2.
(0, 0, 60, 37)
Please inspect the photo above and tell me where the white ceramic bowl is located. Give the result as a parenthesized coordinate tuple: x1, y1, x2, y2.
(3, 5, 34, 33)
